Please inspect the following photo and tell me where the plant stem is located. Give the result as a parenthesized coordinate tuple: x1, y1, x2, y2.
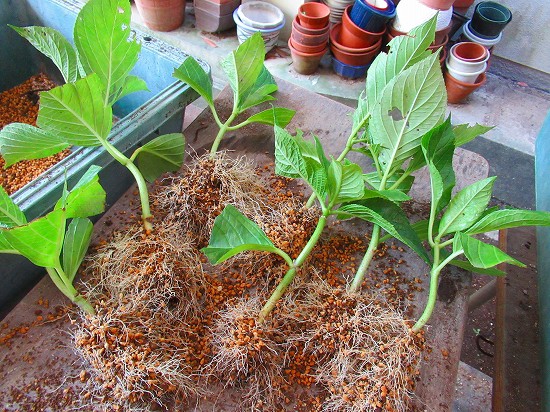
(258, 214, 328, 322)
(349, 225, 381, 293)
(210, 111, 238, 158)
(46, 268, 95, 315)
(101, 139, 153, 232)
(412, 246, 463, 331)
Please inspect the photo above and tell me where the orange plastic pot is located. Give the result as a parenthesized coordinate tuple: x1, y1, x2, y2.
(330, 23, 382, 54)
(340, 5, 385, 49)
(298, 2, 330, 29)
(290, 37, 328, 54)
(292, 15, 329, 36)
(134, 0, 186, 31)
(417, 0, 454, 10)
(288, 39, 327, 75)
(444, 71, 486, 103)
(453, 0, 475, 8)
(330, 35, 382, 66)
(291, 24, 330, 46)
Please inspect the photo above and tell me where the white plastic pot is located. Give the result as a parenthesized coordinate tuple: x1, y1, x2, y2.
(236, 1, 284, 29)
(448, 42, 490, 72)
(233, 8, 285, 52)
(393, 0, 452, 32)
(445, 59, 487, 83)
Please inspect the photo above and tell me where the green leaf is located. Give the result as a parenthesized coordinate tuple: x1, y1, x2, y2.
(454, 123, 493, 147)
(362, 189, 410, 202)
(449, 258, 506, 276)
(327, 160, 343, 203)
(364, 171, 415, 192)
(466, 209, 550, 234)
(334, 161, 365, 204)
(439, 177, 496, 236)
(115, 75, 149, 102)
(361, 16, 435, 125)
(238, 66, 278, 112)
(63, 218, 93, 282)
(0, 232, 18, 254)
(0, 186, 26, 228)
(74, 0, 140, 104)
(370, 52, 447, 175)
(3, 209, 65, 267)
(454, 232, 525, 269)
(337, 199, 430, 263)
(274, 126, 308, 180)
(305, 158, 328, 202)
(0, 123, 69, 166)
(134, 133, 185, 182)
(10, 25, 80, 83)
(37, 74, 112, 146)
(246, 108, 295, 127)
(352, 90, 370, 132)
(201, 204, 280, 264)
(421, 118, 456, 213)
(221, 32, 265, 107)
(173, 56, 213, 107)
(56, 165, 106, 218)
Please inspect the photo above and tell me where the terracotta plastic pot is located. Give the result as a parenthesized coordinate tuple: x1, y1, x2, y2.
(448, 41, 489, 72)
(340, 5, 385, 49)
(289, 37, 327, 54)
(453, 0, 475, 8)
(292, 15, 330, 36)
(445, 70, 486, 103)
(435, 24, 451, 45)
(417, 0, 454, 10)
(291, 25, 330, 46)
(134, 0, 186, 31)
(330, 23, 382, 54)
(298, 2, 330, 29)
(330, 31, 382, 66)
(288, 39, 327, 75)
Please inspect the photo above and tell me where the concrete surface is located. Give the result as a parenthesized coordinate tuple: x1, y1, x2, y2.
(453, 361, 493, 412)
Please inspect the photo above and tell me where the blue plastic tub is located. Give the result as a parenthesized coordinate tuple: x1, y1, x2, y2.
(0, 0, 208, 318)
(332, 56, 371, 79)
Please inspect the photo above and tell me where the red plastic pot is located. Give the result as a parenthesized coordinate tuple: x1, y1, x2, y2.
(290, 37, 328, 54)
(451, 41, 488, 62)
(298, 2, 330, 29)
(330, 23, 382, 54)
(453, 0, 475, 8)
(292, 15, 329, 36)
(291, 21, 330, 46)
(444, 71, 486, 103)
(135, 0, 186, 31)
(417, 0, 454, 10)
(288, 39, 327, 75)
(341, 5, 385, 49)
(330, 26, 382, 67)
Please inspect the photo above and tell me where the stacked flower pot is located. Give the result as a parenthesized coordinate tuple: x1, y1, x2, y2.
(387, 0, 453, 66)
(330, 1, 395, 79)
(194, 0, 241, 33)
(289, 2, 331, 75)
(321, 0, 355, 24)
(233, 1, 285, 52)
(459, 1, 512, 52)
(444, 41, 489, 103)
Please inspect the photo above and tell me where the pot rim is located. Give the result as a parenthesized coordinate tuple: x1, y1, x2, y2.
(330, 23, 383, 54)
(342, 5, 386, 38)
(450, 42, 489, 63)
(288, 38, 328, 57)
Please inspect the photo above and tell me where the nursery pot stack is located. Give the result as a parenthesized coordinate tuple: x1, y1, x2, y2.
(289, 2, 330, 74)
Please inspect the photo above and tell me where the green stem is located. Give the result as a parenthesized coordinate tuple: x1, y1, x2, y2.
(349, 225, 381, 293)
(210, 111, 238, 158)
(102, 140, 153, 232)
(259, 214, 328, 322)
(46, 268, 95, 315)
(412, 247, 463, 332)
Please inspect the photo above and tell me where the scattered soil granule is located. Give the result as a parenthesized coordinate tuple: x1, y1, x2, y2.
(0, 73, 71, 194)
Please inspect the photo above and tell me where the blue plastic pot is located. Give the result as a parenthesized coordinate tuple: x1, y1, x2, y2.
(350, 0, 396, 33)
(332, 56, 371, 79)
(0, 0, 208, 319)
